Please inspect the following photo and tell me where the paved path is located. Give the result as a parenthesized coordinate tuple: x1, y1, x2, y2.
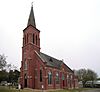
(82, 89, 100, 92)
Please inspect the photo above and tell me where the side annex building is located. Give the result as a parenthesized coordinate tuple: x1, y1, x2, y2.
(20, 5, 78, 90)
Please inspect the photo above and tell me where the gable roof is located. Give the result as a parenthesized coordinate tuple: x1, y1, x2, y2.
(39, 52, 62, 69)
(36, 52, 63, 69)
(35, 51, 74, 73)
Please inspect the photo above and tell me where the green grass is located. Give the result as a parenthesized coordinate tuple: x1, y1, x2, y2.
(0, 86, 31, 92)
(0, 86, 16, 92)
(49, 89, 82, 92)
(0, 86, 92, 92)
(48, 88, 92, 92)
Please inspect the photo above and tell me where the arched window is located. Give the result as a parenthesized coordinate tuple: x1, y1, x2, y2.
(24, 61, 27, 70)
(40, 69, 42, 82)
(25, 35, 26, 45)
(27, 34, 28, 43)
(67, 75, 70, 84)
(48, 71, 52, 84)
(35, 68, 37, 77)
(62, 73, 65, 80)
(71, 75, 73, 79)
(56, 72, 59, 84)
(33, 34, 34, 44)
(36, 35, 37, 45)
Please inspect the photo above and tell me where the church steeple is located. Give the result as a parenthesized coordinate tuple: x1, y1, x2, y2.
(23, 3, 40, 52)
(27, 4, 36, 27)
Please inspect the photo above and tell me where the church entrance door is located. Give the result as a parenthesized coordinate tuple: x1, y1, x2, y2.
(24, 74, 27, 87)
(24, 79, 27, 87)
(63, 80, 65, 88)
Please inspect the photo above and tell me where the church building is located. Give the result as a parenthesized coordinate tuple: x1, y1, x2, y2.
(20, 5, 78, 90)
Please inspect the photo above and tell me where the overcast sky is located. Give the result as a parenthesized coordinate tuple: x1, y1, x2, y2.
(0, 0, 100, 77)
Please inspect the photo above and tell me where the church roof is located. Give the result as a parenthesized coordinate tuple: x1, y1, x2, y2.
(37, 52, 73, 73)
(27, 5, 36, 27)
(35, 51, 73, 72)
(39, 52, 63, 69)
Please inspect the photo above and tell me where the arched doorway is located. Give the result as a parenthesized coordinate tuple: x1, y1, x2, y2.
(24, 74, 27, 87)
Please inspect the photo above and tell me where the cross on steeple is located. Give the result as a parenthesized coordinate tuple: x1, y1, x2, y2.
(31, 2, 33, 7)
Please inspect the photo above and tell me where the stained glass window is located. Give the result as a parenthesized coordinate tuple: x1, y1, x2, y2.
(48, 71, 52, 84)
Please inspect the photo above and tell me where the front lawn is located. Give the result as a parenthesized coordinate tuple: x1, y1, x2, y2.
(0, 86, 32, 92)
(0, 86, 91, 92)
(0, 86, 16, 92)
(49, 89, 83, 92)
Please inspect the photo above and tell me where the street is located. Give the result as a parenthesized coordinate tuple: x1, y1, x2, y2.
(82, 89, 100, 92)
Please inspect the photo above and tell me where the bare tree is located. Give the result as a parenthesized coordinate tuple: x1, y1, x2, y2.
(76, 68, 97, 87)
(0, 54, 7, 70)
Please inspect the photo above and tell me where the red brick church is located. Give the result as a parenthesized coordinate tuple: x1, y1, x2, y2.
(20, 5, 78, 90)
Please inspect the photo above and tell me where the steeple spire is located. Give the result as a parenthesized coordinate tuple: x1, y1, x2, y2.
(27, 3, 36, 27)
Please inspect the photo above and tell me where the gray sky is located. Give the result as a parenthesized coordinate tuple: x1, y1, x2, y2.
(0, 0, 100, 77)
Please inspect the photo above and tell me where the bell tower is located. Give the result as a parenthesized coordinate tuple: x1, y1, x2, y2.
(20, 4, 40, 88)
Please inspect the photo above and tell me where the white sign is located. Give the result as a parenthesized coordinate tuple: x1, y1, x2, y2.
(42, 85, 44, 89)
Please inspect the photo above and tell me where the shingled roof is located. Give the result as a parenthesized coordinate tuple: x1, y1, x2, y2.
(35, 51, 73, 72)
(39, 52, 62, 69)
